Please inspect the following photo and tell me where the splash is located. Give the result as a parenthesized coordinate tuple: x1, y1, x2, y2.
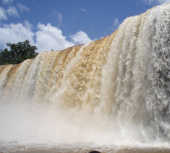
(0, 3, 170, 146)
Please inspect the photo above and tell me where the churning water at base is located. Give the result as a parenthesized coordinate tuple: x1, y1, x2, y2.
(0, 3, 170, 153)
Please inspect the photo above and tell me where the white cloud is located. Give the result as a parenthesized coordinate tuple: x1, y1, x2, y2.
(7, 6, 19, 17)
(113, 18, 119, 26)
(109, 18, 120, 31)
(17, 4, 30, 12)
(81, 8, 87, 13)
(2, 0, 13, 5)
(35, 23, 74, 52)
(73, 14, 77, 20)
(57, 13, 62, 25)
(51, 11, 62, 26)
(157, 0, 170, 3)
(143, 0, 170, 4)
(70, 31, 92, 44)
(0, 7, 7, 21)
(143, 0, 154, 4)
(0, 22, 93, 52)
(0, 2, 29, 22)
(0, 22, 34, 49)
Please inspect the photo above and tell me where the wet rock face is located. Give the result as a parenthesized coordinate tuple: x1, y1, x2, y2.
(89, 151, 101, 153)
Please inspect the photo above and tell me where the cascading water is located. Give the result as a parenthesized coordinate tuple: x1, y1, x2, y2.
(0, 3, 170, 152)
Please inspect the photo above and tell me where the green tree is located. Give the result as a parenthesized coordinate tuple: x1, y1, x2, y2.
(0, 40, 38, 65)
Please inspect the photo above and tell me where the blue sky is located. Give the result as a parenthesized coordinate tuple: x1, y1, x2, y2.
(0, 0, 170, 52)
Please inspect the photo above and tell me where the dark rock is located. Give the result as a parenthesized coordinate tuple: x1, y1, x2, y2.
(89, 151, 101, 153)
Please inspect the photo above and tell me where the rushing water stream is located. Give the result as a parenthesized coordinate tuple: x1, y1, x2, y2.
(0, 3, 170, 153)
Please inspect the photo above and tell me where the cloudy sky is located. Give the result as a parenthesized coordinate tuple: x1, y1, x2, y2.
(0, 0, 169, 52)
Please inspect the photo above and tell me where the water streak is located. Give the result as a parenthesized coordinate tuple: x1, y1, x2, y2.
(0, 3, 170, 146)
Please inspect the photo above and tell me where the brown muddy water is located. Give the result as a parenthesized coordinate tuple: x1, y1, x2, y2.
(0, 143, 170, 153)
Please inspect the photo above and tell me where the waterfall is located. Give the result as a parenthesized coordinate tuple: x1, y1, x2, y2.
(0, 3, 169, 145)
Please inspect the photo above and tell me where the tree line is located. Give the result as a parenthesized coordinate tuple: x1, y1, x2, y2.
(0, 40, 38, 65)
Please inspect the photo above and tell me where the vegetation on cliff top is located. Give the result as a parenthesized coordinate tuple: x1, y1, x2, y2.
(0, 40, 38, 65)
